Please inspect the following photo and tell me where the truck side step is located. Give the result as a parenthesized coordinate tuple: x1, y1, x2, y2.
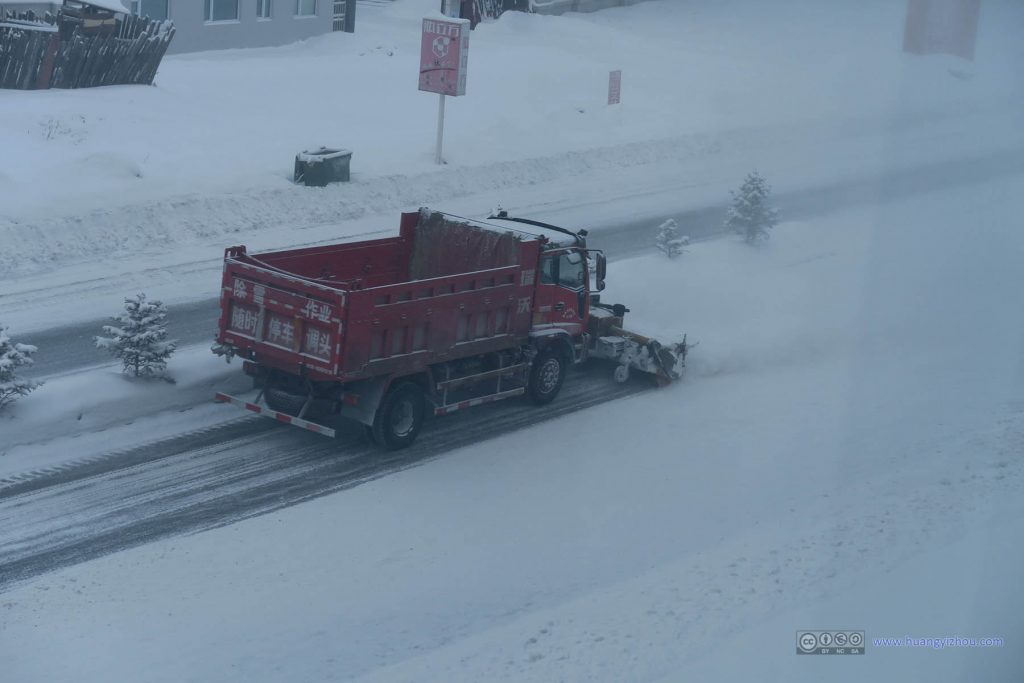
(435, 362, 528, 392)
(434, 387, 525, 416)
(215, 392, 336, 437)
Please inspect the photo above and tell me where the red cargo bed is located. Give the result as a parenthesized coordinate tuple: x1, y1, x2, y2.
(216, 209, 543, 382)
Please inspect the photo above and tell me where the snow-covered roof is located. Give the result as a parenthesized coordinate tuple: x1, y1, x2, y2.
(77, 0, 129, 13)
(0, 21, 59, 32)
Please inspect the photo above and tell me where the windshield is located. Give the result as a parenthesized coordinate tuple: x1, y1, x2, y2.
(557, 251, 586, 289)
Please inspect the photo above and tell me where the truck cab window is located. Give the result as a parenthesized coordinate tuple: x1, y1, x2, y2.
(557, 251, 585, 289)
(540, 255, 556, 284)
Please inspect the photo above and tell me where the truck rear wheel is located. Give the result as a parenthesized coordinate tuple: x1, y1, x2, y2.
(527, 346, 566, 405)
(372, 382, 426, 450)
(264, 377, 330, 420)
(265, 385, 306, 416)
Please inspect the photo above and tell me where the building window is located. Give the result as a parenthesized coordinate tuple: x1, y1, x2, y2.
(130, 0, 169, 20)
(204, 0, 239, 22)
(296, 0, 316, 17)
(257, 0, 272, 19)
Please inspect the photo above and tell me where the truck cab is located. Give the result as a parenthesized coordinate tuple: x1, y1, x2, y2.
(535, 248, 589, 335)
(485, 211, 604, 345)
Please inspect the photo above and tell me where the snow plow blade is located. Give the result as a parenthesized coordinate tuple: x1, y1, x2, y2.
(592, 327, 688, 385)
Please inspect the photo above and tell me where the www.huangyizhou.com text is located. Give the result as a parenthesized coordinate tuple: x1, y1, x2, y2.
(872, 636, 1005, 650)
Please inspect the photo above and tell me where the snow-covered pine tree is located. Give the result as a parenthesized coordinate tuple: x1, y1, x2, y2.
(0, 324, 40, 411)
(725, 171, 779, 244)
(655, 218, 688, 259)
(95, 294, 177, 379)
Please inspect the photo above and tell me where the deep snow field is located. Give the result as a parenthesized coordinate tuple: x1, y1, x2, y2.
(2, 0, 1024, 680)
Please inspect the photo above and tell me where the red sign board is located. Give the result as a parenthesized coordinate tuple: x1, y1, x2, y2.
(608, 70, 622, 105)
(903, 0, 982, 61)
(419, 17, 470, 97)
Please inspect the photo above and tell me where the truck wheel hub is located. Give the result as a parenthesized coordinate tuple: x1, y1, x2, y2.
(391, 400, 416, 437)
(539, 358, 561, 392)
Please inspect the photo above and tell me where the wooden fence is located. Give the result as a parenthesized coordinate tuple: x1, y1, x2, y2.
(0, 10, 175, 90)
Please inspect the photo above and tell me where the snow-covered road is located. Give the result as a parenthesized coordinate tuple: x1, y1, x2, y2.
(0, 364, 646, 590)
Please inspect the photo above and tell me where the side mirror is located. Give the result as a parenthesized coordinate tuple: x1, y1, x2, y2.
(595, 252, 607, 291)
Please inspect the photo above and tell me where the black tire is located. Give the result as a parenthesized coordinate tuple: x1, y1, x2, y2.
(264, 379, 330, 420)
(264, 385, 306, 416)
(527, 346, 566, 405)
(372, 382, 426, 450)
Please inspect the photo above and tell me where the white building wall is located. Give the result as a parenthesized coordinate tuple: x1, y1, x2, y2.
(1, 1, 335, 53)
(163, 1, 333, 54)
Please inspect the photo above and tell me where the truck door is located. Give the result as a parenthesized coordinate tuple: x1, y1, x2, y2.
(533, 249, 588, 335)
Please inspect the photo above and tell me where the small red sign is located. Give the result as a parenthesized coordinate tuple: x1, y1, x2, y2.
(608, 70, 622, 105)
(419, 17, 470, 97)
(903, 0, 982, 61)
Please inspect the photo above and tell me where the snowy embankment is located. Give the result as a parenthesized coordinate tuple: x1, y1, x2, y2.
(0, 344, 247, 478)
(2, 174, 1022, 682)
(1, 0, 1021, 293)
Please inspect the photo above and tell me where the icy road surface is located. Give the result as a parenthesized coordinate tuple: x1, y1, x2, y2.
(0, 364, 647, 590)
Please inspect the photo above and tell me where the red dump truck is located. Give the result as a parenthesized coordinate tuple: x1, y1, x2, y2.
(213, 208, 686, 449)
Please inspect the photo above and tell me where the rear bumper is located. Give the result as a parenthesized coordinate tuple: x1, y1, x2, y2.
(214, 392, 336, 438)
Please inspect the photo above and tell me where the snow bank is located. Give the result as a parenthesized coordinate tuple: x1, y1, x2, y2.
(1, 0, 1021, 280)
(0, 343, 247, 476)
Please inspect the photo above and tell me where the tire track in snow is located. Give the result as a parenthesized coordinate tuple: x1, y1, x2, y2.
(0, 364, 651, 590)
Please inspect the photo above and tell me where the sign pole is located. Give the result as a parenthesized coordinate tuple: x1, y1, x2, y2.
(435, 93, 446, 165)
(418, 16, 469, 166)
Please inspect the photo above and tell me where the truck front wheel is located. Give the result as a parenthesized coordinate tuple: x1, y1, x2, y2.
(527, 346, 566, 405)
(372, 382, 426, 450)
